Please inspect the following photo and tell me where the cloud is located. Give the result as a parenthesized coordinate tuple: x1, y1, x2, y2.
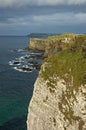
(32, 12, 86, 25)
(0, 11, 86, 35)
(0, 0, 86, 8)
(0, 3, 86, 35)
(1, 12, 86, 26)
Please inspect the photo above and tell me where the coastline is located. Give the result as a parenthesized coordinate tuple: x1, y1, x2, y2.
(27, 33, 86, 130)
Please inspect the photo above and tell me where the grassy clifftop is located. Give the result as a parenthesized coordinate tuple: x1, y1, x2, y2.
(29, 33, 86, 56)
(27, 33, 86, 129)
(42, 34, 86, 89)
(48, 32, 77, 40)
(28, 33, 86, 87)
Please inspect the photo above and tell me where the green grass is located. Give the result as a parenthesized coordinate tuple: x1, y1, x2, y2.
(41, 34, 86, 125)
(42, 35, 86, 90)
(48, 32, 77, 40)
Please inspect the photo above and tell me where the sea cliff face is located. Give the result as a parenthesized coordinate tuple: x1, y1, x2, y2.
(27, 33, 86, 130)
(29, 38, 51, 51)
(27, 71, 86, 130)
(28, 33, 78, 56)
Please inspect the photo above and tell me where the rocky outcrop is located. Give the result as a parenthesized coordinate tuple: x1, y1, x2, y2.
(28, 37, 74, 57)
(27, 70, 86, 130)
(29, 38, 51, 51)
(27, 33, 86, 130)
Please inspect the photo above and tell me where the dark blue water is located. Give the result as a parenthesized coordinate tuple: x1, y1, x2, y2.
(0, 36, 39, 130)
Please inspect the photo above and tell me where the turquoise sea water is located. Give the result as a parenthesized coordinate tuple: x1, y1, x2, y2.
(0, 36, 38, 130)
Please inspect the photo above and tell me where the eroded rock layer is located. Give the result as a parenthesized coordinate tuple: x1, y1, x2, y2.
(27, 33, 86, 130)
(27, 75, 86, 130)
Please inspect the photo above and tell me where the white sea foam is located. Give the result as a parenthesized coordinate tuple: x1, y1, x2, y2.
(24, 54, 30, 59)
(11, 48, 24, 53)
(31, 52, 42, 55)
(17, 49, 24, 52)
(9, 61, 13, 65)
(9, 60, 21, 66)
(19, 56, 25, 60)
(14, 66, 33, 73)
(13, 67, 26, 72)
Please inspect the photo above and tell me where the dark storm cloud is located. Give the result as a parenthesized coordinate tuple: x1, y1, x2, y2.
(0, 5, 86, 23)
(0, 0, 86, 8)
(0, 0, 86, 35)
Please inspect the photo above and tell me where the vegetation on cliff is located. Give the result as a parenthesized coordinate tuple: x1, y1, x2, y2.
(41, 34, 86, 127)
(28, 33, 86, 88)
(48, 32, 77, 40)
(42, 34, 86, 89)
(29, 33, 79, 56)
(27, 33, 86, 130)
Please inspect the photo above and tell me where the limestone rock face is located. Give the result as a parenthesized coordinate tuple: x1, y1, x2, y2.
(27, 73, 86, 130)
(29, 38, 51, 51)
(27, 33, 86, 130)
(28, 38, 75, 56)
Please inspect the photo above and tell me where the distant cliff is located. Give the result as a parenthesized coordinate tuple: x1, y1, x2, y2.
(27, 33, 86, 130)
(28, 33, 77, 56)
(29, 38, 51, 51)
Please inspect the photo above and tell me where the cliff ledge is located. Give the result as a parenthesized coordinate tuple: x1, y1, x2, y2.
(27, 33, 86, 130)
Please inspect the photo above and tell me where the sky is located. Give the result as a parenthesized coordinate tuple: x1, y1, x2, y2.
(0, 0, 86, 35)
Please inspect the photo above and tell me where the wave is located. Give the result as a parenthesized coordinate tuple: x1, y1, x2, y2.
(9, 60, 21, 66)
(11, 48, 25, 53)
(9, 48, 43, 73)
(14, 65, 33, 73)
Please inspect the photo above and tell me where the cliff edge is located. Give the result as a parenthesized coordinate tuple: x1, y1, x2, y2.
(27, 33, 86, 130)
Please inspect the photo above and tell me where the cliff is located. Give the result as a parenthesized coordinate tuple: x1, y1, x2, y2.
(28, 33, 78, 56)
(27, 33, 86, 130)
(29, 38, 51, 51)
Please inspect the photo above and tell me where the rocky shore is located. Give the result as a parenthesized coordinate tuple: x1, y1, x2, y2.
(27, 33, 86, 130)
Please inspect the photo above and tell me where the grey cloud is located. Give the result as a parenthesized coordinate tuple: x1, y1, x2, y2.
(0, 5, 86, 26)
(1, 12, 86, 26)
(0, 0, 86, 35)
(0, 0, 86, 8)
(30, 12, 86, 25)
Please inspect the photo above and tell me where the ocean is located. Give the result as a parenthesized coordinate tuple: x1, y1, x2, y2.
(0, 36, 41, 130)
